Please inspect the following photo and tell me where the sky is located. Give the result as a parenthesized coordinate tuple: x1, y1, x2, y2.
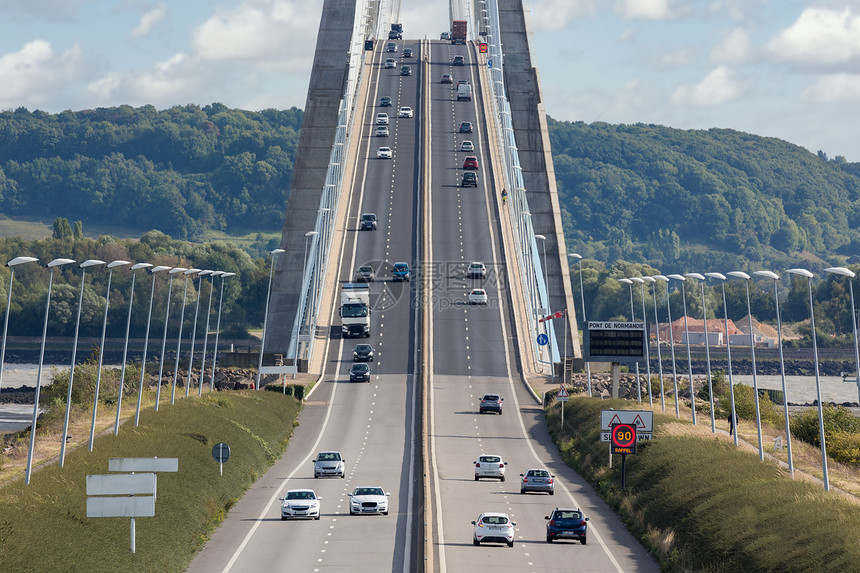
(2, 1, 860, 160)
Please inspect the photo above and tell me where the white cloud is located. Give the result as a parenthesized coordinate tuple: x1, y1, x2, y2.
(710, 27, 751, 65)
(130, 4, 167, 39)
(615, 0, 676, 20)
(0, 40, 88, 108)
(88, 52, 198, 103)
(656, 49, 691, 68)
(768, 7, 860, 69)
(0, 0, 84, 19)
(804, 73, 860, 102)
(671, 65, 743, 106)
(527, 0, 596, 32)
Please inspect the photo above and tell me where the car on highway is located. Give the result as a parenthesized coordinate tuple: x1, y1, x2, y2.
(459, 121, 473, 133)
(313, 451, 345, 478)
(360, 213, 378, 231)
(355, 265, 375, 282)
(400, 65, 412, 76)
(348, 486, 390, 515)
(380, 95, 392, 106)
(377, 146, 392, 159)
(353, 343, 375, 362)
(440, 31, 450, 40)
(479, 393, 503, 414)
(545, 508, 588, 544)
(461, 172, 478, 187)
(398, 106, 413, 118)
(463, 156, 479, 170)
(349, 362, 371, 383)
(453, 55, 465, 66)
(474, 454, 508, 481)
(392, 262, 410, 282)
(386, 42, 398, 52)
(441, 73, 453, 84)
(280, 489, 322, 520)
(460, 140, 474, 152)
(403, 48, 413, 58)
(520, 468, 555, 495)
(472, 512, 516, 547)
(376, 112, 389, 125)
(468, 288, 488, 305)
(467, 262, 486, 279)
(375, 126, 389, 137)
(384, 58, 396, 69)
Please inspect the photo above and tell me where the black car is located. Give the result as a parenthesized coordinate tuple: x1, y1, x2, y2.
(360, 213, 377, 231)
(380, 96, 392, 107)
(459, 121, 473, 133)
(453, 55, 465, 66)
(403, 48, 413, 58)
(545, 508, 588, 544)
(350, 363, 371, 382)
(461, 172, 477, 187)
(401, 65, 412, 76)
(353, 344, 375, 362)
(479, 393, 503, 414)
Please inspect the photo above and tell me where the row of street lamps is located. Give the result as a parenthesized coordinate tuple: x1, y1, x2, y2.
(0, 257, 236, 485)
(571, 257, 858, 492)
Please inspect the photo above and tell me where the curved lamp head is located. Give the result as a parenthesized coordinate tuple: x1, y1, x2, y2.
(107, 260, 131, 269)
(184, 268, 201, 275)
(787, 268, 814, 279)
(210, 271, 226, 277)
(685, 272, 705, 281)
(169, 267, 188, 274)
(150, 265, 172, 274)
(271, 248, 286, 255)
(753, 270, 780, 280)
(630, 277, 644, 283)
(221, 272, 237, 278)
(666, 274, 685, 281)
(199, 270, 214, 276)
(131, 262, 153, 271)
(642, 276, 656, 283)
(617, 278, 633, 285)
(534, 234, 546, 241)
(568, 253, 582, 260)
(653, 275, 669, 282)
(705, 272, 726, 281)
(80, 259, 106, 269)
(824, 266, 856, 278)
(304, 231, 318, 238)
(48, 258, 76, 268)
(7, 256, 39, 267)
(727, 271, 750, 280)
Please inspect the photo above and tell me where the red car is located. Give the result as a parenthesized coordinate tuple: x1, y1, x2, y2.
(463, 156, 479, 170)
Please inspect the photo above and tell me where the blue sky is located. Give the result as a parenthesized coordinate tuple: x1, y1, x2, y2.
(2, 1, 860, 160)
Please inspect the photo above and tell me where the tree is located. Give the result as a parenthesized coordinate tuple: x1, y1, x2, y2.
(52, 217, 72, 240)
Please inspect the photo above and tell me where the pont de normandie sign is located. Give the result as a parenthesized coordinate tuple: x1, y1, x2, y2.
(584, 321, 646, 363)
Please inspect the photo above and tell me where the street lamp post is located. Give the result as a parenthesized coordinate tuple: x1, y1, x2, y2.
(60, 259, 105, 467)
(618, 278, 642, 402)
(172, 269, 200, 403)
(644, 276, 664, 409)
(155, 268, 186, 410)
(0, 256, 39, 392)
(668, 274, 696, 424)
(687, 273, 715, 432)
(89, 260, 130, 451)
(654, 275, 680, 417)
(257, 249, 285, 389)
(135, 266, 171, 426)
(787, 268, 828, 490)
(632, 277, 652, 406)
(569, 254, 591, 396)
(755, 270, 794, 474)
(198, 271, 221, 397)
(299, 232, 318, 361)
(115, 262, 152, 435)
(210, 272, 236, 390)
(824, 267, 860, 408)
(535, 234, 552, 378)
(25, 257, 75, 485)
(727, 271, 764, 460)
(706, 273, 739, 447)
(186, 270, 212, 396)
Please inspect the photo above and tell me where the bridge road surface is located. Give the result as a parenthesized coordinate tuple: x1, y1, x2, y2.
(425, 40, 659, 572)
(185, 38, 423, 572)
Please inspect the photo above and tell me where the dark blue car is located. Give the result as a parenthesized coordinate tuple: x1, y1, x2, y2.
(545, 508, 588, 544)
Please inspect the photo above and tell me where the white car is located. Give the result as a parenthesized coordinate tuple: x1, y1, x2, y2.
(313, 451, 345, 478)
(376, 113, 389, 125)
(377, 146, 392, 159)
(280, 489, 321, 520)
(460, 140, 475, 152)
(398, 106, 413, 118)
(472, 512, 516, 547)
(474, 454, 507, 481)
(375, 126, 389, 137)
(384, 58, 396, 69)
(348, 486, 390, 515)
(467, 262, 486, 279)
(468, 288, 488, 305)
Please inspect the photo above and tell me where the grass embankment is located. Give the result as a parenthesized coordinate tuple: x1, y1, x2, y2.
(548, 396, 860, 572)
(0, 391, 301, 573)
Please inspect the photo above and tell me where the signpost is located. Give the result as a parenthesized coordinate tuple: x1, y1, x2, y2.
(557, 385, 570, 427)
(537, 333, 549, 346)
(611, 423, 637, 489)
(584, 321, 646, 362)
(212, 442, 231, 476)
(600, 409, 653, 442)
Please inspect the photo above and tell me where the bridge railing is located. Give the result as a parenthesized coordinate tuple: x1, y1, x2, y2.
(287, 0, 375, 362)
(480, 0, 559, 371)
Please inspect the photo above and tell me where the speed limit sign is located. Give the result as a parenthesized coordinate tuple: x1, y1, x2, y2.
(611, 423, 637, 455)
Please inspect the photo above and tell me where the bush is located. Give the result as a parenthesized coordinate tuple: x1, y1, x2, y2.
(792, 404, 860, 448)
(732, 382, 784, 426)
(828, 431, 860, 465)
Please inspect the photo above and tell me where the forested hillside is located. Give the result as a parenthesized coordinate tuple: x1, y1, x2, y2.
(0, 104, 301, 240)
(548, 119, 860, 270)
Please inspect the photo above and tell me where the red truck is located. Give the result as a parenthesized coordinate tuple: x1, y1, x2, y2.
(451, 20, 467, 44)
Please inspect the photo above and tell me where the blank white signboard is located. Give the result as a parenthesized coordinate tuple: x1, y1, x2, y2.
(87, 496, 155, 518)
(87, 473, 156, 496)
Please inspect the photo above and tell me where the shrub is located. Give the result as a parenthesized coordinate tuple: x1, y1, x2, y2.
(828, 431, 860, 466)
(791, 404, 860, 448)
(732, 382, 784, 426)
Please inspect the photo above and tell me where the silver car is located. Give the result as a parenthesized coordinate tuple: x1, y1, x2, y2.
(348, 486, 390, 515)
(519, 468, 555, 494)
(280, 489, 322, 520)
(313, 451, 345, 478)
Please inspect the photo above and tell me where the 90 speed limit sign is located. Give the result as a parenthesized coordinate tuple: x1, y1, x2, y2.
(611, 423, 637, 455)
